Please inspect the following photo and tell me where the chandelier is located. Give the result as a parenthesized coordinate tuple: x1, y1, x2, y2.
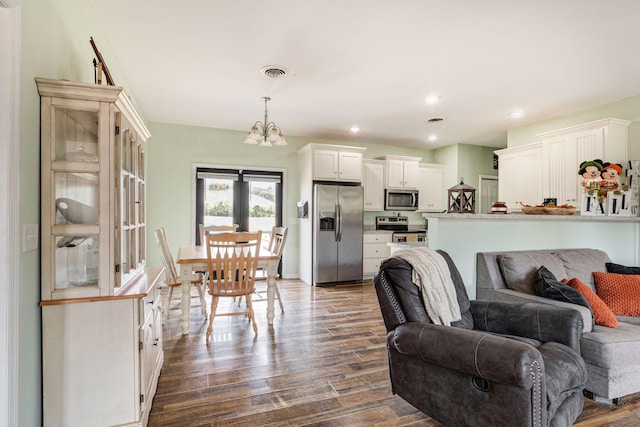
(243, 96, 287, 147)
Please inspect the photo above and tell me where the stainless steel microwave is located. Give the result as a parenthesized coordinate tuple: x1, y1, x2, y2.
(384, 189, 419, 211)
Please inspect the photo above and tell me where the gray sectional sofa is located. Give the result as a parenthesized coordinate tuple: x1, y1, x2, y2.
(476, 248, 640, 403)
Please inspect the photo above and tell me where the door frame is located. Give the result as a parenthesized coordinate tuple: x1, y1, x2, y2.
(1, 1, 21, 426)
(192, 163, 288, 272)
(478, 174, 499, 214)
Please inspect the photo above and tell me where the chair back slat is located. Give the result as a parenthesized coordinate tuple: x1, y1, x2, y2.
(268, 226, 288, 256)
(205, 231, 262, 297)
(155, 227, 179, 285)
(199, 223, 238, 245)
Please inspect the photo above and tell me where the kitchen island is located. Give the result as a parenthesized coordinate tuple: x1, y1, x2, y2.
(423, 213, 640, 299)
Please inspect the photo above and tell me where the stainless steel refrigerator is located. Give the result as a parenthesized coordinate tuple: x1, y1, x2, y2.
(313, 183, 364, 285)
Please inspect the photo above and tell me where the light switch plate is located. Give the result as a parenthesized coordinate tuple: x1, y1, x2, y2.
(23, 224, 39, 252)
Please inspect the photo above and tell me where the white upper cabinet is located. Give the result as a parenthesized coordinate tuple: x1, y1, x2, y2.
(376, 155, 422, 189)
(538, 118, 630, 210)
(496, 143, 543, 211)
(417, 164, 444, 212)
(363, 159, 385, 211)
(304, 144, 366, 182)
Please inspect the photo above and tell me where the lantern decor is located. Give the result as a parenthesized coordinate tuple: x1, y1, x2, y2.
(447, 178, 476, 214)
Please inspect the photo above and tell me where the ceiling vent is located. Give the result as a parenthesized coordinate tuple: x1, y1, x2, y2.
(427, 117, 444, 123)
(260, 65, 288, 79)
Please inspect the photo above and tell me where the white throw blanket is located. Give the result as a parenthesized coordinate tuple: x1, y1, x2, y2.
(392, 247, 462, 326)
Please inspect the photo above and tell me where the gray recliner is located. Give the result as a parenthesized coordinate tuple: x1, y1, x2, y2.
(374, 251, 587, 427)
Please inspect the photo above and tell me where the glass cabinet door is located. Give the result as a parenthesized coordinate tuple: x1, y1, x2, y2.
(38, 78, 150, 301)
(115, 112, 146, 288)
(46, 102, 105, 298)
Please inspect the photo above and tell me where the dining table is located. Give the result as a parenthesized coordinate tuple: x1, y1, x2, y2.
(175, 244, 281, 335)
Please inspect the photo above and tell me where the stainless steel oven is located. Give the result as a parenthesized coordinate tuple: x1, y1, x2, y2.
(376, 215, 427, 243)
(392, 231, 427, 243)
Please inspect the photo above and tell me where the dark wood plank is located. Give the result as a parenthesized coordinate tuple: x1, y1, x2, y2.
(149, 279, 640, 426)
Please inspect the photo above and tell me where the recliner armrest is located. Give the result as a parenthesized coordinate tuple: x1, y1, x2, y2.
(470, 300, 583, 353)
(390, 322, 543, 389)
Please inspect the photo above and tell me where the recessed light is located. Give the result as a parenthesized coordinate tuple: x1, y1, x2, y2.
(425, 95, 440, 105)
(350, 126, 360, 133)
(509, 110, 524, 119)
(428, 134, 438, 142)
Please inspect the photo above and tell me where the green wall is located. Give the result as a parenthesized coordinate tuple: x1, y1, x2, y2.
(20, 1, 143, 425)
(434, 144, 498, 206)
(15, 2, 639, 426)
(146, 123, 436, 277)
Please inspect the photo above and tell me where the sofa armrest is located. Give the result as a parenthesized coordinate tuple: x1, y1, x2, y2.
(390, 322, 542, 389)
(476, 288, 593, 333)
(470, 300, 583, 353)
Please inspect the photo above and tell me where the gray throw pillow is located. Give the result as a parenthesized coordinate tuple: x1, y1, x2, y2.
(498, 253, 566, 295)
(606, 262, 640, 275)
(533, 266, 593, 315)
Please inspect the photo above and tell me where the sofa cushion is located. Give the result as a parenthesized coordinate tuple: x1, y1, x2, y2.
(593, 272, 640, 316)
(581, 322, 640, 370)
(533, 267, 591, 311)
(498, 253, 566, 295)
(555, 249, 610, 290)
(606, 262, 640, 275)
(564, 277, 618, 328)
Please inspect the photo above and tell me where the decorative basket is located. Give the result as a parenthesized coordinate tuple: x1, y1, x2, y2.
(520, 203, 576, 215)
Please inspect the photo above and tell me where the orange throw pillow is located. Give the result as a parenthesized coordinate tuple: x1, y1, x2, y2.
(563, 277, 618, 328)
(593, 272, 640, 316)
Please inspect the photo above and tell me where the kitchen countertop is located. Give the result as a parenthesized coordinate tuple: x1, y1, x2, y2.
(363, 229, 393, 234)
(423, 212, 640, 222)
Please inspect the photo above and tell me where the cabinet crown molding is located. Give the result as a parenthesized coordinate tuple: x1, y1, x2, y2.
(297, 143, 366, 154)
(494, 141, 542, 155)
(375, 155, 423, 162)
(536, 118, 631, 139)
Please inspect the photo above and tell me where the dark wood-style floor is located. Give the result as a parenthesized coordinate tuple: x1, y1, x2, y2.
(149, 279, 640, 426)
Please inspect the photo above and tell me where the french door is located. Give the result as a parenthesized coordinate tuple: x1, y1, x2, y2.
(195, 167, 283, 245)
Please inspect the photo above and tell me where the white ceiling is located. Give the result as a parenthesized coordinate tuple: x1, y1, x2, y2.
(88, 0, 640, 149)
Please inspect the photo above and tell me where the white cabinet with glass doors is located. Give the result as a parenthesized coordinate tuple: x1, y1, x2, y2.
(37, 78, 161, 427)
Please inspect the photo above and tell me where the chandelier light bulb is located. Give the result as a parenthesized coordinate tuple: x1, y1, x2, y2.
(243, 97, 287, 147)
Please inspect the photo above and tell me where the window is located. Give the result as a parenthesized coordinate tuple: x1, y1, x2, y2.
(195, 168, 283, 245)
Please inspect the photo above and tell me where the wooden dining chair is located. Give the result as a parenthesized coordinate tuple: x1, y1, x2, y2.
(154, 227, 208, 320)
(252, 226, 288, 311)
(205, 231, 262, 340)
(198, 223, 238, 245)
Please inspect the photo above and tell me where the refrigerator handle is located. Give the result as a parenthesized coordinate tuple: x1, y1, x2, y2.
(336, 202, 342, 241)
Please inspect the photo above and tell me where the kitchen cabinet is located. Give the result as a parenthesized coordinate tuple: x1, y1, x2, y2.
(37, 78, 161, 427)
(310, 145, 365, 182)
(363, 159, 385, 211)
(495, 143, 543, 211)
(538, 118, 630, 210)
(376, 155, 422, 189)
(297, 143, 367, 284)
(363, 232, 392, 277)
(417, 164, 444, 211)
